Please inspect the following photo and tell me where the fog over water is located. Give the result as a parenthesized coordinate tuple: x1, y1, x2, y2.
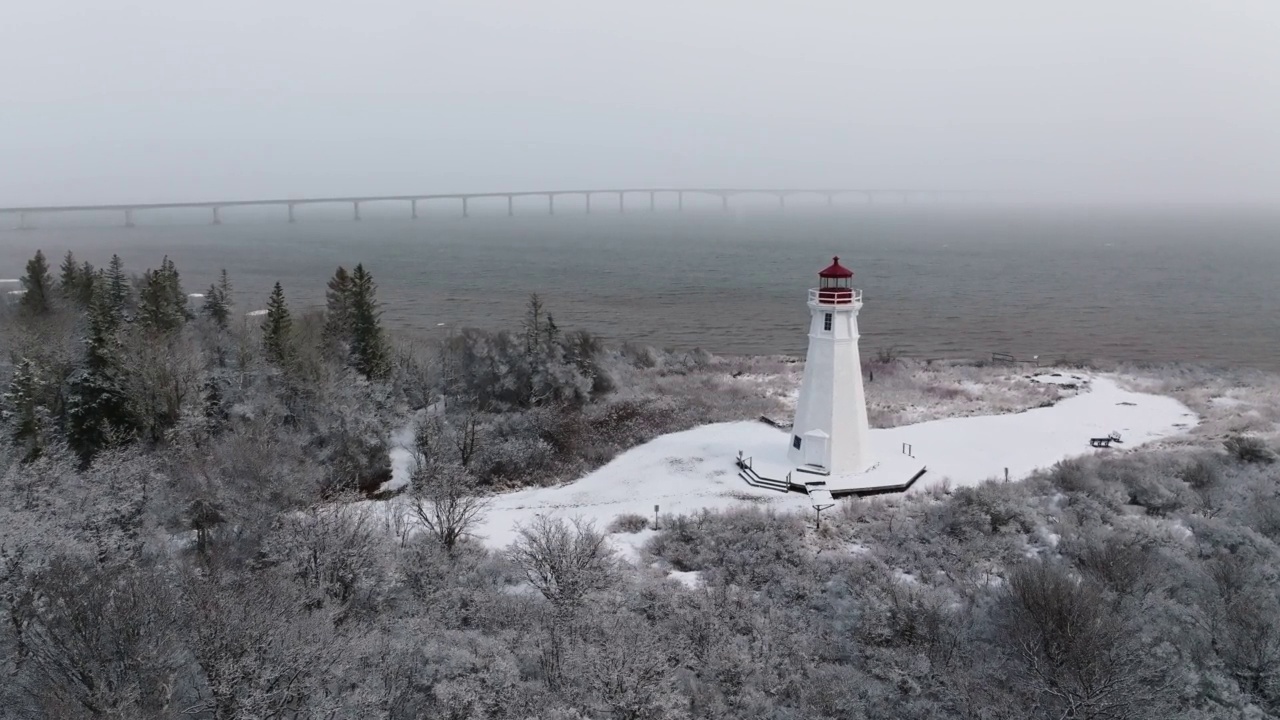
(4, 206, 1278, 371)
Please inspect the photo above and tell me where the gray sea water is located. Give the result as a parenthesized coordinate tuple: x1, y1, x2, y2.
(3, 206, 1278, 370)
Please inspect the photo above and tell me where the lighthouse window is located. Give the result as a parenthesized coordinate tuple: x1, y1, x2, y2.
(823, 313, 833, 331)
(792, 435, 802, 450)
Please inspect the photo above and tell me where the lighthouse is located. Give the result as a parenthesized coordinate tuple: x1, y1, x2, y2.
(787, 257, 874, 475)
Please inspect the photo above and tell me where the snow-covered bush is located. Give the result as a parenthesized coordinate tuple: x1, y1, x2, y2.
(607, 513, 649, 534)
(1225, 434, 1275, 464)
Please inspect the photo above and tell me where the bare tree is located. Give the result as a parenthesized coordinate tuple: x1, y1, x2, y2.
(507, 515, 615, 613)
(573, 610, 680, 720)
(1001, 559, 1173, 720)
(411, 462, 487, 553)
(508, 515, 616, 691)
(452, 410, 481, 468)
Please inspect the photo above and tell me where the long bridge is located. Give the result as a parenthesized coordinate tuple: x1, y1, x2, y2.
(0, 187, 960, 229)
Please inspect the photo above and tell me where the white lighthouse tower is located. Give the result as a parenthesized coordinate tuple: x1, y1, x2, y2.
(787, 257, 874, 475)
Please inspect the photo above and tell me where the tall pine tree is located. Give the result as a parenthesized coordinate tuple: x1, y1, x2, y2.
(200, 268, 233, 329)
(217, 268, 233, 303)
(136, 255, 191, 331)
(261, 282, 294, 365)
(65, 278, 136, 464)
(161, 256, 191, 321)
(104, 254, 131, 323)
(320, 266, 354, 355)
(18, 250, 53, 316)
(347, 264, 389, 379)
(59, 251, 81, 298)
(201, 283, 230, 329)
(75, 260, 97, 306)
(2, 358, 47, 462)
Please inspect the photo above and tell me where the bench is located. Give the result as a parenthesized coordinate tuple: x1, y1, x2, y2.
(1089, 432, 1124, 448)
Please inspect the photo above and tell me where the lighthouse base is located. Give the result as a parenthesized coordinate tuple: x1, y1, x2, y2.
(743, 440, 928, 498)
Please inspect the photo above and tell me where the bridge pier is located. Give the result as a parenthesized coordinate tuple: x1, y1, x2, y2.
(125, 209, 135, 228)
(211, 207, 222, 225)
(353, 202, 362, 221)
(410, 199, 418, 220)
(507, 195, 513, 217)
(288, 203, 296, 223)
(462, 197, 469, 219)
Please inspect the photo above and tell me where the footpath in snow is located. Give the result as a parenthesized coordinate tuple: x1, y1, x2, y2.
(449, 373, 1197, 548)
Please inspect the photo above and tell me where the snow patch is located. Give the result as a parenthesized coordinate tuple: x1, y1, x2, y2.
(608, 528, 658, 565)
(1210, 396, 1246, 408)
(460, 374, 1193, 548)
(245, 309, 267, 317)
(667, 570, 702, 589)
(1030, 372, 1089, 387)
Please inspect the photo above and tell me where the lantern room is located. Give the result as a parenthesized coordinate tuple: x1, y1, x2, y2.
(815, 256, 858, 305)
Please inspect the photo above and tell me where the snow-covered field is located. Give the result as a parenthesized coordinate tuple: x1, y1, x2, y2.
(444, 371, 1197, 549)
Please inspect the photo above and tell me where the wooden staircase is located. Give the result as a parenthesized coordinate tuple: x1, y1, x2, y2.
(735, 453, 793, 493)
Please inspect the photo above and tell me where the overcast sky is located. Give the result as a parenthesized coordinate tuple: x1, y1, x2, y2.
(1, 0, 1277, 206)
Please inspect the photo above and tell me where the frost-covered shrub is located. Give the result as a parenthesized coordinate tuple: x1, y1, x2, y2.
(607, 513, 649, 534)
(1180, 455, 1223, 490)
(647, 508, 809, 590)
(1225, 434, 1275, 465)
(922, 483, 1033, 541)
(476, 434, 558, 486)
(1044, 457, 1101, 494)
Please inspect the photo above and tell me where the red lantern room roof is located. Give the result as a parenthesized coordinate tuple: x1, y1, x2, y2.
(818, 256, 854, 279)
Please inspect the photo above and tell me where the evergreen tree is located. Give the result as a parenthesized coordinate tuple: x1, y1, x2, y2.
(544, 314, 560, 348)
(76, 260, 97, 306)
(523, 293, 546, 354)
(139, 267, 183, 332)
(217, 268, 233, 304)
(161, 256, 191, 321)
(201, 283, 230, 329)
(320, 266, 354, 354)
(261, 282, 294, 365)
(59, 251, 81, 297)
(1, 358, 47, 462)
(200, 268, 233, 329)
(202, 376, 228, 433)
(135, 255, 191, 331)
(18, 249, 53, 315)
(347, 264, 389, 379)
(104, 254, 131, 322)
(65, 279, 135, 464)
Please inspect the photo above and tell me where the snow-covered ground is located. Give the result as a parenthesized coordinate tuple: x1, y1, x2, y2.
(455, 372, 1196, 549)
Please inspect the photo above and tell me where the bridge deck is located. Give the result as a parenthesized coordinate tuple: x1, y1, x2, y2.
(0, 188, 955, 214)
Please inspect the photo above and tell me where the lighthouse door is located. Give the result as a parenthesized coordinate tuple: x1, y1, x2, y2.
(803, 430, 830, 470)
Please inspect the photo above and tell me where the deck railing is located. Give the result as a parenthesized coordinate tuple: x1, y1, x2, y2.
(809, 288, 863, 306)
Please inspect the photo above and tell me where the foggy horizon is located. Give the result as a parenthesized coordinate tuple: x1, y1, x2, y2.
(2, 1, 1278, 207)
